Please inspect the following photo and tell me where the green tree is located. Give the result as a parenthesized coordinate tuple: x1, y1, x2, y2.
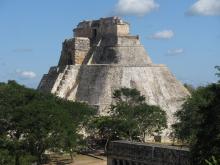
(89, 87, 167, 145)
(110, 88, 167, 142)
(87, 116, 126, 151)
(172, 67, 220, 165)
(133, 104, 167, 142)
(0, 81, 96, 165)
(191, 82, 220, 165)
(0, 81, 36, 165)
(172, 86, 213, 143)
(0, 149, 14, 165)
(215, 66, 220, 79)
(205, 156, 219, 165)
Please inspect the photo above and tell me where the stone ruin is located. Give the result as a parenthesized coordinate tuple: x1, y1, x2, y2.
(107, 141, 190, 165)
(38, 17, 190, 140)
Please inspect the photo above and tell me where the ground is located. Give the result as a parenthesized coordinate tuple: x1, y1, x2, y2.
(44, 154, 106, 165)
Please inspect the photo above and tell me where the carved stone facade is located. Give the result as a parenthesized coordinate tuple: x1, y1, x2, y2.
(38, 17, 190, 141)
(107, 141, 190, 165)
(74, 16, 130, 39)
(58, 37, 90, 66)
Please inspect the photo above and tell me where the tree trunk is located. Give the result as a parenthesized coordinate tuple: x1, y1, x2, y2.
(104, 138, 110, 153)
(129, 130, 133, 142)
(15, 154, 20, 165)
(37, 154, 42, 165)
(70, 152, 74, 163)
(143, 132, 146, 143)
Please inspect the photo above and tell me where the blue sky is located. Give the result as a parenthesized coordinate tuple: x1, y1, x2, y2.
(0, 0, 219, 88)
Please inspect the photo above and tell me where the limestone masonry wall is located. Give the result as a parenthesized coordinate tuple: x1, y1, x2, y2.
(107, 141, 190, 165)
(74, 17, 129, 39)
(58, 37, 90, 66)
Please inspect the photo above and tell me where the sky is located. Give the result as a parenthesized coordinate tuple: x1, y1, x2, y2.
(0, 0, 220, 88)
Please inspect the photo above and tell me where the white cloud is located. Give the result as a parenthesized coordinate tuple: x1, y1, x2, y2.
(114, 0, 159, 16)
(187, 0, 220, 16)
(149, 30, 174, 40)
(16, 70, 36, 79)
(167, 48, 184, 55)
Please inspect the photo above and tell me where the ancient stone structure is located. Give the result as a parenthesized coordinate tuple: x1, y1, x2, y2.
(38, 17, 189, 140)
(107, 141, 190, 165)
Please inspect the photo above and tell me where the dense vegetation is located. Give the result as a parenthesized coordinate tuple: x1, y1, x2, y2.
(0, 82, 167, 164)
(3, 66, 220, 165)
(88, 87, 167, 150)
(172, 66, 220, 165)
(0, 81, 96, 165)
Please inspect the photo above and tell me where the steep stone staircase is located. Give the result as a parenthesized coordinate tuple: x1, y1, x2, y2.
(87, 39, 102, 65)
(52, 66, 77, 98)
(52, 38, 104, 99)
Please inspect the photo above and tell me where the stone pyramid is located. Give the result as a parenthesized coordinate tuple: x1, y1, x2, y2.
(38, 17, 189, 136)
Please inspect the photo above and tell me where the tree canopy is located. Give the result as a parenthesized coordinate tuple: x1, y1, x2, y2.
(88, 87, 167, 147)
(0, 81, 96, 165)
(111, 88, 167, 141)
(172, 67, 220, 165)
(215, 66, 220, 79)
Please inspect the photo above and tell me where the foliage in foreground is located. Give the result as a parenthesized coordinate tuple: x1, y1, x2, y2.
(88, 87, 167, 149)
(172, 67, 220, 165)
(0, 81, 96, 165)
(205, 156, 219, 165)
